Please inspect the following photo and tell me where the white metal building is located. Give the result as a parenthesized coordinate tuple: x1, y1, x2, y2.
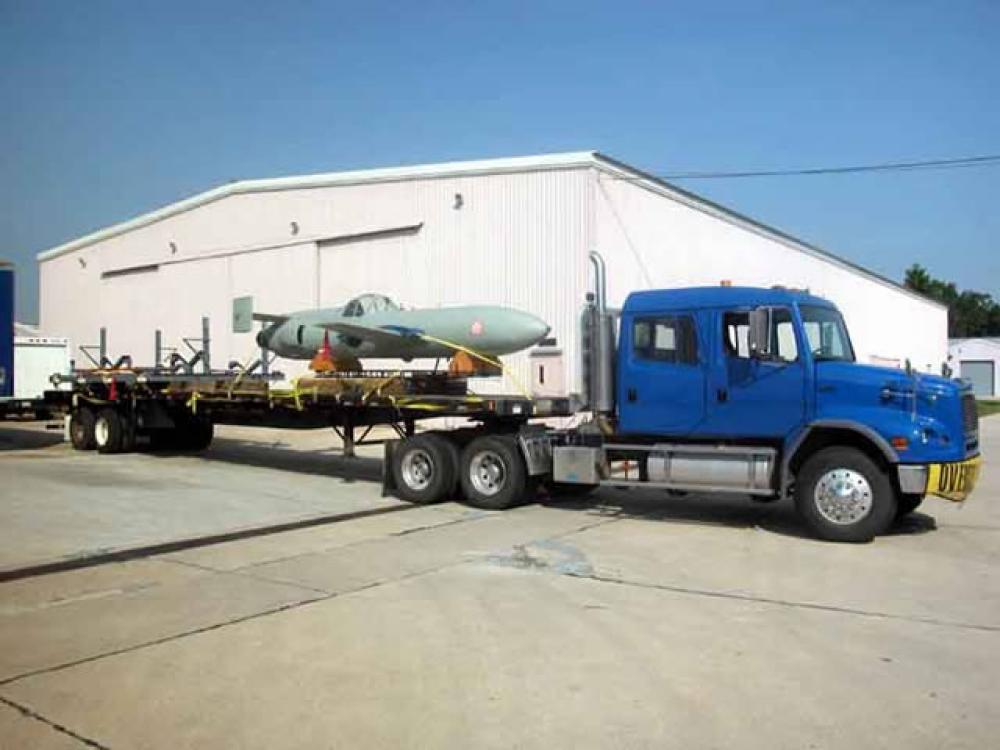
(948, 338, 1000, 398)
(37, 152, 947, 395)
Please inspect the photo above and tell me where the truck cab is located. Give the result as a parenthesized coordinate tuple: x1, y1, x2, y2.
(610, 286, 981, 541)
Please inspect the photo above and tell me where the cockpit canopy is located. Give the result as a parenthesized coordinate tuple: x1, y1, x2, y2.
(342, 293, 401, 318)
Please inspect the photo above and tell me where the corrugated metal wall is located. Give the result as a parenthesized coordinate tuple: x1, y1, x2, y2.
(38, 158, 948, 396)
(592, 171, 948, 373)
(40, 169, 592, 392)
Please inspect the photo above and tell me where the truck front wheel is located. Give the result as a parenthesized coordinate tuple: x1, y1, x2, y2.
(795, 447, 897, 543)
(459, 435, 528, 510)
(896, 493, 924, 519)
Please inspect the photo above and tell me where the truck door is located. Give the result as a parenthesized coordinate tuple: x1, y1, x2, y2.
(705, 306, 806, 437)
(618, 311, 706, 435)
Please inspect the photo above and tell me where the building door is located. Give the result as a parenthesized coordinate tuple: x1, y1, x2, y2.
(617, 311, 705, 436)
(961, 360, 995, 397)
(703, 307, 806, 438)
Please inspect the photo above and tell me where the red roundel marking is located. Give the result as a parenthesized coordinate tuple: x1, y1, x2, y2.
(470, 320, 484, 336)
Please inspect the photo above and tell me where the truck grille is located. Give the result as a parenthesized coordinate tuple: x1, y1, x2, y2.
(963, 393, 979, 451)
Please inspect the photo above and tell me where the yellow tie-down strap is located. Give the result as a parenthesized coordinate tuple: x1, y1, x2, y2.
(926, 455, 982, 503)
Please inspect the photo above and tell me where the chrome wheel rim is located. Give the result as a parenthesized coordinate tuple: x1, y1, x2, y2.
(469, 450, 506, 497)
(94, 418, 109, 447)
(400, 449, 434, 491)
(814, 468, 873, 525)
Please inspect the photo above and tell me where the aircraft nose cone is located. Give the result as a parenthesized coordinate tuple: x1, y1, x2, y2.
(256, 326, 274, 350)
(512, 310, 551, 347)
(528, 315, 551, 343)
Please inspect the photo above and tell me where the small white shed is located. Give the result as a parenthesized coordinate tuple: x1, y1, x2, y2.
(948, 338, 1000, 398)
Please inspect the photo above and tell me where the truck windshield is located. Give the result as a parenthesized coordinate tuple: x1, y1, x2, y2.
(800, 305, 855, 362)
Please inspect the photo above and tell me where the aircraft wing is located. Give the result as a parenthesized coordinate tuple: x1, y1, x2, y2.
(318, 321, 425, 347)
(252, 313, 290, 324)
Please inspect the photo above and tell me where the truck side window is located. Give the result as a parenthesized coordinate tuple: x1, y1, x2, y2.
(771, 308, 799, 362)
(725, 308, 798, 362)
(633, 316, 698, 364)
(723, 313, 751, 358)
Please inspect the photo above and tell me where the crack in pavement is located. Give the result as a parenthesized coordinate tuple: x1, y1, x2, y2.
(498, 509, 1000, 634)
(0, 693, 111, 749)
(552, 569, 1000, 634)
(0, 509, 614, 690)
(225, 508, 493, 573)
(0, 557, 469, 689)
(161, 557, 335, 596)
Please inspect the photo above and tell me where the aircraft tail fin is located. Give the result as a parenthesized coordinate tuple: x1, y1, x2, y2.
(233, 295, 289, 332)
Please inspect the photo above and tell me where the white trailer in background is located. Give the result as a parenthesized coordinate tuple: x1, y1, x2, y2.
(14, 336, 71, 400)
(0, 332, 71, 418)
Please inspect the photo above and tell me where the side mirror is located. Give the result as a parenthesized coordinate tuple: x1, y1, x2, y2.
(748, 307, 772, 360)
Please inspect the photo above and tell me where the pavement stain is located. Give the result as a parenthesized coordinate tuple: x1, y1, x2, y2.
(486, 538, 596, 577)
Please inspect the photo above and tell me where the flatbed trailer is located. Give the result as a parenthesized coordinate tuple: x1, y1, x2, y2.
(49, 366, 572, 460)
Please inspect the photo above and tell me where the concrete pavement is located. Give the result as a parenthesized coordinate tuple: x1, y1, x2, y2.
(0, 418, 997, 748)
(0, 423, 399, 573)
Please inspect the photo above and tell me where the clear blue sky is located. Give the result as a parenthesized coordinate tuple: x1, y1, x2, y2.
(2, 0, 997, 322)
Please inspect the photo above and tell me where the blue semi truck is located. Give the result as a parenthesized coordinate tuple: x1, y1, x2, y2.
(386, 253, 981, 543)
(58, 251, 980, 542)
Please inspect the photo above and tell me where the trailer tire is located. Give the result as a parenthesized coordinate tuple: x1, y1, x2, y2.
(183, 416, 214, 451)
(459, 435, 528, 510)
(119, 412, 137, 453)
(391, 434, 457, 505)
(94, 408, 125, 454)
(795, 447, 896, 543)
(69, 408, 97, 451)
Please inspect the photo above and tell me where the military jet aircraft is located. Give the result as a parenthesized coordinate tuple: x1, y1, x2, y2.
(253, 293, 550, 363)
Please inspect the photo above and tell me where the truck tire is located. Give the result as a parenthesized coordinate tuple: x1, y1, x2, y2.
(119, 411, 137, 453)
(795, 447, 897, 543)
(182, 415, 214, 451)
(459, 435, 528, 510)
(69, 408, 97, 450)
(391, 434, 457, 505)
(895, 493, 924, 519)
(94, 408, 124, 454)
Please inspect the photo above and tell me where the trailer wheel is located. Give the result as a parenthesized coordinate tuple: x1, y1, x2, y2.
(391, 434, 457, 505)
(119, 411, 137, 453)
(183, 416, 214, 451)
(795, 447, 896, 543)
(94, 408, 124, 454)
(459, 435, 528, 510)
(69, 408, 97, 450)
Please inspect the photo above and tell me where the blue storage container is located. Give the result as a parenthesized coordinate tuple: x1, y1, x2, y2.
(0, 260, 13, 397)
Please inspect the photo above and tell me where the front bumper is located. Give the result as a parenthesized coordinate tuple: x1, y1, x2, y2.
(898, 455, 982, 503)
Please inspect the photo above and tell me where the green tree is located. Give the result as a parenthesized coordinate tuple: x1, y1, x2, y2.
(904, 264, 1000, 337)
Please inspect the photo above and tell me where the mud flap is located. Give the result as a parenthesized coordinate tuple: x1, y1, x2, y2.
(382, 439, 399, 497)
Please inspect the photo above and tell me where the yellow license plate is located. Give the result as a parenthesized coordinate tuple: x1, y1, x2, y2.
(926, 456, 982, 502)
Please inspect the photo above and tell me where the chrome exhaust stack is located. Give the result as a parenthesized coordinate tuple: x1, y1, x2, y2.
(580, 251, 616, 416)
